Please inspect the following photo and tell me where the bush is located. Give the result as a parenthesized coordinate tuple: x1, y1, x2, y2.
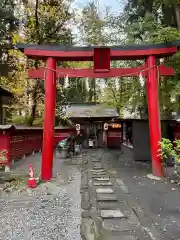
(158, 138, 176, 167)
(11, 115, 26, 124)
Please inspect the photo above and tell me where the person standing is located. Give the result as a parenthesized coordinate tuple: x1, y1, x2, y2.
(75, 131, 83, 153)
(103, 129, 107, 148)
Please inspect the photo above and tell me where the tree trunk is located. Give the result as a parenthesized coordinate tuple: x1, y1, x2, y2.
(93, 78, 96, 102)
(26, 80, 40, 126)
(88, 78, 93, 101)
(175, 4, 180, 30)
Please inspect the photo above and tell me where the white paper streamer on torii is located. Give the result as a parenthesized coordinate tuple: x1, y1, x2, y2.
(139, 71, 144, 87)
(64, 75, 69, 88)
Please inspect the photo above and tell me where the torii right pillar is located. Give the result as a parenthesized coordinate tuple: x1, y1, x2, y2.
(146, 55, 163, 177)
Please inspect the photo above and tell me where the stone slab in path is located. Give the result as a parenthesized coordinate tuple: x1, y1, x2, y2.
(94, 181, 112, 186)
(92, 174, 108, 179)
(93, 163, 103, 169)
(97, 201, 119, 210)
(96, 194, 117, 201)
(101, 210, 125, 219)
(90, 169, 106, 173)
(94, 177, 110, 181)
(102, 234, 138, 240)
(92, 158, 101, 162)
(92, 173, 107, 178)
(116, 178, 124, 186)
(96, 188, 114, 194)
(102, 218, 131, 232)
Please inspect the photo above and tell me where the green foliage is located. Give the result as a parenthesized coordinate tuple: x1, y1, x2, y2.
(0, 0, 18, 80)
(158, 138, 180, 169)
(99, 0, 180, 119)
(66, 78, 88, 102)
(158, 138, 176, 161)
(24, 0, 72, 45)
(0, 0, 74, 126)
(1, 0, 180, 124)
(174, 139, 180, 163)
(11, 115, 26, 124)
(80, 1, 105, 45)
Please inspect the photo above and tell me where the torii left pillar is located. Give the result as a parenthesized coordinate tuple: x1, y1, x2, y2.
(41, 57, 56, 181)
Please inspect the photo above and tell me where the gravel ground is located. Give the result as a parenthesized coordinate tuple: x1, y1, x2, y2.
(3, 147, 180, 240)
(0, 152, 82, 240)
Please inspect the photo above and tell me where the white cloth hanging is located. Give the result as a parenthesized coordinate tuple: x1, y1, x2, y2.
(64, 75, 69, 88)
(139, 71, 144, 87)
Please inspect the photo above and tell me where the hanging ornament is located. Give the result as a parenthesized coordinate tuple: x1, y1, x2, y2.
(64, 75, 69, 88)
(76, 78, 78, 90)
(86, 77, 89, 90)
(139, 71, 144, 87)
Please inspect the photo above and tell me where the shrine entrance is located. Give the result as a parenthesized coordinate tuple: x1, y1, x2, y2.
(17, 42, 179, 180)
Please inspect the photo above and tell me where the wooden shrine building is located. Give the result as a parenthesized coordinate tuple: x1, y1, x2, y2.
(65, 102, 122, 148)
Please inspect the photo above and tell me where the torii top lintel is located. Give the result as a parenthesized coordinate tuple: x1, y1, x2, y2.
(17, 41, 180, 61)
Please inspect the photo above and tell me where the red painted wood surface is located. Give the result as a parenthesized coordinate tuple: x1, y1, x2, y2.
(107, 129, 121, 148)
(28, 65, 174, 79)
(0, 135, 11, 164)
(0, 126, 74, 166)
(146, 56, 162, 177)
(93, 48, 110, 72)
(41, 57, 57, 180)
(174, 124, 180, 139)
(24, 47, 177, 61)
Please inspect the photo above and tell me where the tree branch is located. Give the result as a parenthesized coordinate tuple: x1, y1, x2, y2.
(104, 79, 118, 103)
(35, 0, 40, 44)
(42, 10, 70, 42)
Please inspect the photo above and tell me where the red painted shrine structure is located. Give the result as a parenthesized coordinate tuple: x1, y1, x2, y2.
(17, 42, 180, 180)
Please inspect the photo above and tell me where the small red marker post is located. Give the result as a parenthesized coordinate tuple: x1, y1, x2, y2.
(27, 164, 37, 188)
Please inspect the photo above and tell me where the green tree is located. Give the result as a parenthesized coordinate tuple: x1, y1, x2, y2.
(80, 1, 106, 102)
(13, 0, 73, 125)
(103, 0, 180, 119)
(0, 0, 18, 80)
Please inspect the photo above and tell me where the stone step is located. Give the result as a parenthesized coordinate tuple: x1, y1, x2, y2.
(102, 218, 133, 232)
(92, 158, 101, 162)
(97, 201, 120, 210)
(92, 174, 108, 178)
(96, 194, 118, 202)
(100, 235, 138, 240)
(94, 177, 110, 181)
(93, 163, 103, 169)
(92, 176, 108, 179)
(96, 188, 114, 194)
(101, 210, 125, 219)
(94, 181, 112, 186)
(90, 169, 106, 173)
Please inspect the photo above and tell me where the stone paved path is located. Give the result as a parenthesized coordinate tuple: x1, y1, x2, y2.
(105, 147, 180, 240)
(0, 152, 82, 240)
(81, 148, 180, 240)
(80, 149, 151, 240)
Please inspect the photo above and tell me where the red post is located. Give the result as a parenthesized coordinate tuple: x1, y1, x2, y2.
(146, 56, 163, 176)
(41, 57, 56, 181)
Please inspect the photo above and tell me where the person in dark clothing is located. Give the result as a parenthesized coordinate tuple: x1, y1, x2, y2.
(74, 131, 84, 154)
(66, 134, 75, 156)
(71, 135, 75, 155)
(127, 126, 132, 145)
(75, 131, 83, 145)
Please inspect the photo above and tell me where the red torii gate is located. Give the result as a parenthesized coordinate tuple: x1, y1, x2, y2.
(28, 64, 174, 78)
(17, 42, 179, 181)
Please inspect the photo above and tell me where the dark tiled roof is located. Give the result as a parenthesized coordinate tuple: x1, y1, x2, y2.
(17, 41, 180, 52)
(65, 103, 119, 118)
